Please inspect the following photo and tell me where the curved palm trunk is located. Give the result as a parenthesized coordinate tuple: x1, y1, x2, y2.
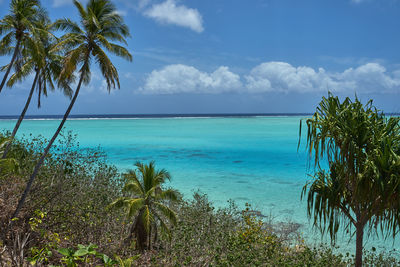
(2, 70, 39, 159)
(10, 66, 86, 222)
(0, 39, 21, 94)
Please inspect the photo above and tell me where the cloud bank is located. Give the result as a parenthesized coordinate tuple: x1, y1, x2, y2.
(144, 0, 204, 33)
(52, 0, 72, 8)
(140, 62, 400, 94)
(140, 64, 241, 94)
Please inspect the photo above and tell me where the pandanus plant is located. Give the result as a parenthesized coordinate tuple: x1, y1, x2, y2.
(300, 93, 400, 267)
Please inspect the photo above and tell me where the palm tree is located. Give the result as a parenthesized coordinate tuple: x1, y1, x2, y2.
(0, 0, 44, 94)
(1, 16, 73, 159)
(110, 161, 179, 251)
(300, 93, 400, 267)
(10, 0, 132, 222)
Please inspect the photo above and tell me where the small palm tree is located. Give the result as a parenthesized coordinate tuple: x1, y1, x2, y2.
(110, 161, 179, 251)
(1, 16, 73, 159)
(0, 0, 44, 93)
(10, 0, 132, 222)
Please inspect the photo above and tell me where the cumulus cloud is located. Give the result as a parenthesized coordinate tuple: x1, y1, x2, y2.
(52, 0, 88, 8)
(140, 64, 241, 94)
(144, 0, 204, 33)
(114, 10, 128, 16)
(245, 62, 336, 93)
(137, 0, 152, 9)
(52, 0, 72, 8)
(246, 62, 400, 94)
(139, 62, 400, 95)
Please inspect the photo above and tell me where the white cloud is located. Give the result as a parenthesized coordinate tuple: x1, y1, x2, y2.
(336, 63, 400, 93)
(138, 0, 151, 9)
(114, 10, 128, 16)
(52, 0, 72, 8)
(139, 62, 400, 95)
(245, 62, 335, 93)
(246, 62, 400, 94)
(144, 0, 204, 33)
(52, 0, 88, 8)
(140, 64, 241, 94)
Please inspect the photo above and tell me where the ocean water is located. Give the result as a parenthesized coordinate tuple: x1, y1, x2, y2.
(0, 116, 398, 254)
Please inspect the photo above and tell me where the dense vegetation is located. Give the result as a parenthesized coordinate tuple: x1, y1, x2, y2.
(0, 132, 398, 266)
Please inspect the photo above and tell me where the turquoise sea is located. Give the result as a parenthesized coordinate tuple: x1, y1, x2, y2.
(0, 116, 398, 254)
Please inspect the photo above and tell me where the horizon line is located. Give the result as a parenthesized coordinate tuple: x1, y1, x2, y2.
(1, 112, 399, 119)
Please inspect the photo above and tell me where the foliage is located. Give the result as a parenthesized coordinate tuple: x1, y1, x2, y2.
(57, 244, 140, 266)
(0, 0, 45, 92)
(300, 93, 400, 266)
(58, 243, 101, 266)
(110, 161, 179, 251)
(27, 210, 60, 265)
(0, 137, 19, 176)
(0, 132, 128, 262)
(54, 0, 132, 90)
(5, 15, 74, 106)
(146, 192, 352, 267)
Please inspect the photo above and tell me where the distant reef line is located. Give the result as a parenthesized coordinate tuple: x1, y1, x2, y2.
(1, 113, 399, 120)
(0, 113, 314, 120)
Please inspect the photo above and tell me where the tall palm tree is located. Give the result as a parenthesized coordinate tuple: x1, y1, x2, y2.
(0, 0, 44, 94)
(300, 93, 400, 267)
(10, 0, 132, 222)
(110, 161, 179, 251)
(1, 17, 73, 159)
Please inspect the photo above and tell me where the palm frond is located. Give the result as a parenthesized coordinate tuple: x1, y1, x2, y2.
(142, 205, 153, 233)
(53, 18, 83, 34)
(92, 43, 119, 91)
(157, 189, 179, 202)
(153, 201, 177, 226)
(96, 35, 132, 61)
(123, 169, 144, 195)
(128, 198, 145, 218)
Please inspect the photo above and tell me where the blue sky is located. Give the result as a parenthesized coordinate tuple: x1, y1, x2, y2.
(1, 0, 400, 115)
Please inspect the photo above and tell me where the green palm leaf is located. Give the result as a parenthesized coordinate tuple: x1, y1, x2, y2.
(111, 161, 178, 250)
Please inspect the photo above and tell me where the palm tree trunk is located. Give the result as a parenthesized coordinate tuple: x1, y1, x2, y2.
(148, 225, 152, 249)
(10, 66, 86, 222)
(2, 70, 39, 159)
(0, 39, 21, 94)
(355, 223, 364, 267)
